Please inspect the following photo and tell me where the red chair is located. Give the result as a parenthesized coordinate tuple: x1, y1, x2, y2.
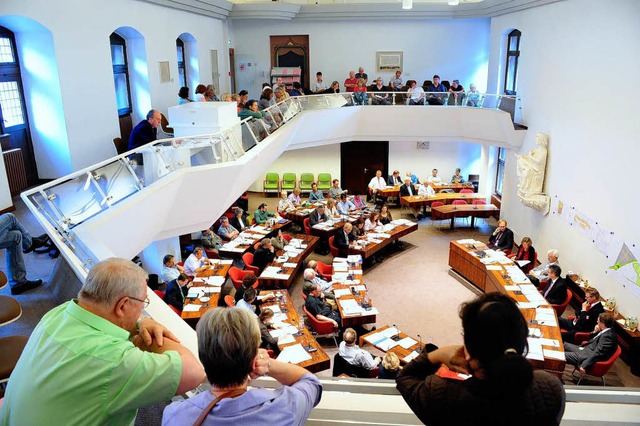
(328, 236, 340, 257)
(430, 201, 445, 227)
(573, 331, 591, 345)
(472, 199, 486, 205)
(224, 295, 235, 307)
(452, 199, 467, 205)
(282, 234, 292, 243)
(316, 261, 334, 281)
(242, 253, 260, 274)
(301, 290, 307, 300)
(460, 188, 474, 194)
(303, 218, 311, 235)
(229, 267, 252, 290)
(168, 305, 181, 315)
(267, 349, 276, 359)
(303, 306, 338, 347)
(550, 288, 572, 316)
(204, 248, 219, 259)
(153, 289, 165, 300)
(574, 344, 621, 386)
(177, 261, 184, 267)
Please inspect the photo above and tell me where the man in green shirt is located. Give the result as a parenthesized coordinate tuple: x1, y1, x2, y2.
(254, 202, 276, 225)
(0, 258, 205, 426)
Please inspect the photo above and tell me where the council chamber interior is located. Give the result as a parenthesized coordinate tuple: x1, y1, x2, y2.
(0, 0, 639, 424)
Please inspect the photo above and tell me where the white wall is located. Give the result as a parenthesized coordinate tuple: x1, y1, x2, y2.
(0, 0, 230, 177)
(488, 0, 640, 314)
(229, 18, 491, 99)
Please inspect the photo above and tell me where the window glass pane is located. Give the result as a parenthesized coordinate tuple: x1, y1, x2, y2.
(111, 44, 125, 66)
(505, 56, 517, 92)
(509, 36, 519, 52)
(0, 37, 15, 63)
(0, 81, 26, 127)
(113, 73, 130, 111)
(177, 45, 184, 63)
(178, 68, 186, 88)
(498, 147, 505, 161)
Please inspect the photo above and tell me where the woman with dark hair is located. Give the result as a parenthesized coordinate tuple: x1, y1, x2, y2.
(238, 100, 263, 120)
(194, 84, 207, 101)
(396, 292, 565, 426)
(178, 86, 191, 104)
(259, 88, 274, 110)
(258, 308, 281, 355)
(163, 307, 321, 425)
(321, 81, 340, 94)
(379, 205, 393, 225)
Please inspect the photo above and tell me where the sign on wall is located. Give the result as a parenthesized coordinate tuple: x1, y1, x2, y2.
(376, 51, 403, 72)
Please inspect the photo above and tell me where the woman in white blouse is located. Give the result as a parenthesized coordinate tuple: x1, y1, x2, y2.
(364, 211, 383, 232)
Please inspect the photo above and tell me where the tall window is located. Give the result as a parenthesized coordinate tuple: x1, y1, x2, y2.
(0, 31, 26, 129)
(503, 29, 521, 95)
(495, 147, 506, 196)
(176, 38, 186, 88)
(110, 33, 132, 117)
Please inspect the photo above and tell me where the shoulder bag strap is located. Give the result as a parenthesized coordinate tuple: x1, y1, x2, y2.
(192, 388, 246, 426)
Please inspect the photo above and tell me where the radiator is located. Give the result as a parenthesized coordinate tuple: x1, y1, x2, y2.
(3, 148, 28, 196)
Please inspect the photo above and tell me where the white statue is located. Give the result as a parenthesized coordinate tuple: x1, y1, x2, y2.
(516, 132, 551, 214)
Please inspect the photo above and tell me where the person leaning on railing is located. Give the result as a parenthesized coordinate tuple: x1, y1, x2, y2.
(370, 77, 391, 105)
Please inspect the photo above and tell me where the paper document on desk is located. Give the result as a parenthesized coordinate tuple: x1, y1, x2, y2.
(277, 334, 296, 345)
(364, 332, 385, 345)
(205, 276, 225, 286)
(283, 262, 298, 268)
(381, 327, 400, 338)
(535, 308, 557, 326)
(333, 273, 349, 282)
(289, 238, 304, 246)
(220, 259, 233, 265)
(364, 307, 379, 315)
(504, 285, 520, 291)
(528, 328, 542, 338)
(543, 349, 565, 360)
(539, 338, 560, 349)
(340, 299, 365, 315)
(192, 277, 205, 283)
(261, 266, 290, 280)
(333, 263, 348, 272)
(251, 227, 270, 235)
(333, 289, 351, 298)
(182, 305, 201, 312)
(518, 301, 538, 309)
(333, 257, 348, 263)
(526, 338, 544, 361)
(187, 289, 204, 298)
(203, 287, 221, 294)
(457, 239, 476, 244)
(277, 344, 312, 364)
(516, 260, 531, 267)
(347, 255, 363, 263)
(257, 292, 275, 301)
(349, 269, 363, 275)
(486, 265, 502, 271)
(378, 338, 399, 351)
(398, 337, 418, 349)
(403, 351, 419, 363)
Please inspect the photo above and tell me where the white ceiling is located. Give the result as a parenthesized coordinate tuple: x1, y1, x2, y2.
(136, 0, 562, 20)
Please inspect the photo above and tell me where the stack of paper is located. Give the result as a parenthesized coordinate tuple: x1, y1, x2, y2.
(276, 344, 312, 364)
(535, 307, 558, 326)
(339, 299, 365, 316)
(182, 305, 202, 312)
(403, 351, 419, 363)
(202, 287, 221, 294)
(398, 336, 418, 349)
(333, 289, 351, 298)
(220, 259, 233, 265)
(205, 276, 226, 286)
(526, 337, 544, 360)
(347, 255, 363, 263)
(261, 266, 290, 280)
(333, 263, 348, 272)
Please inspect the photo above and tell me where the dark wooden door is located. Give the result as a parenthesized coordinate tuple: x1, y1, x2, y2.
(340, 141, 389, 197)
(270, 35, 309, 90)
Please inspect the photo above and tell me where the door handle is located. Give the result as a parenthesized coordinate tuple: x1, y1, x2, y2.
(364, 168, 368, 174)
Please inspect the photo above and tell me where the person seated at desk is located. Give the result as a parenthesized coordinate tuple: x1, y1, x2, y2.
(303, 268, 334, 300)
(388, 170, 403, 186)
(230, 207, 248, 232)
(278, 191, 295, 215)
(426, 168, 443, 185)
(352, 191, 367, 210)
(368, 169, 388, 204)
(217, 216, 239, 241)
(559, 287, 605, 342)
(541, 264, 568, 305)
(396, 292, 565, 425)
(379, 352, 402, 380)
(328, 179, 346, 200)
(335, 223, 356, 257)
(451, 168, 466, 184)
(258, 308, 281, 355)
(352, 218, 366, 238)
(184, 247, 212, 276)
(288, 187, 302, 207)
(339, 328, 381, 371)
(309, 205, 329, 227)
(128, 109, 161, 152)
(305, 283, 341, 329)
(271, 229, 289, 250)
(508, 237, 535, 273)
(487, 220, 514, 253)
(309, 182, 324, 202)
(164, 273, 190, 312)
(406, 171, 419, 185)
(201, 227, 222, 253)
(337, 193, 356, 215)
(400, 177, 423, 220)
(161, 254, 184, 283)
(237, 287, 258, 316)
(0, 259, 205, 426)
(254, 203, 276, 225)
(564, 313, 617, 375)
(326, 198, 339, 216)
(527, 249, 560, 288)
(379, 205, 393, 225)
(234, 273, 276, 306)
(253, 238, 276, 273)
(162, 308, 321, 425)
(417, 180, 435, 197)
(364, 211, 383, 232)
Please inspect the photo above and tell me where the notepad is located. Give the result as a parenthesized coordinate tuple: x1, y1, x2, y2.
(182, 305, 201, 312)
(277, 344, 312, 364)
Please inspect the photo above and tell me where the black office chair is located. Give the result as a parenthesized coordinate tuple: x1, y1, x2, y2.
(332, 353, 378, 378)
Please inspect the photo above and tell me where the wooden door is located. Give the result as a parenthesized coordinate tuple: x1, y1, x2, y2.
(270, 35, 309, 89)
(229, 48, 236, 94)
(340, 141, 389, 197)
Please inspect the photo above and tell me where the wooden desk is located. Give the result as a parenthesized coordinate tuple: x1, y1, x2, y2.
(401, 193, 485, 209)
(448, 241, 566, 376)
(333, 283, 376, 328)
(348, 221, 418, 259)
(359, 325, 423, 364)
(432, 204, 500, 229)
(180, 261, 232, 320)
(258, 234, 319, 288)
(309, 214, 360, 239)
(219, 222, 290, 259)
(262, 289, 330, 373)
(430, 182, 475, 193)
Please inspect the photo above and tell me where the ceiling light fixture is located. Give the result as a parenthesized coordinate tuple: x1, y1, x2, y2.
(448, 0, 460, 5)
(402, 0, 413, 10)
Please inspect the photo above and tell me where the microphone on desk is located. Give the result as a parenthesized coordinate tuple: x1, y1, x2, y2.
(416, 334, 423, 353)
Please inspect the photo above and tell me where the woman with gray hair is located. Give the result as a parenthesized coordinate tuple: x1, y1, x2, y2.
(163, 307, 322, 425)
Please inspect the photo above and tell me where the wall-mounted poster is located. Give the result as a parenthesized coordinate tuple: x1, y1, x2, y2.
(376, 51, 403, 71)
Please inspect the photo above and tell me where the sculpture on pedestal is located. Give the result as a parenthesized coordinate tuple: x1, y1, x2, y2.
(516, 132, 551, 214)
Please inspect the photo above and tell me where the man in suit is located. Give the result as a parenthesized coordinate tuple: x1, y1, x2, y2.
(487, 219, 514, 252)
(542, 264, 568, 305)
(388, 170, 403, 186)
(564, 313, 617, 374)
(164, 273, 190, 312)
(399, 177, 423, 220)
(253, 238, 276, 273)
(560, 287, 605, 342)
(309, 205, 329, 227)
(334, 223, 356, 257)
(305, 283, 341, 328)
(527, 248, 560, 288)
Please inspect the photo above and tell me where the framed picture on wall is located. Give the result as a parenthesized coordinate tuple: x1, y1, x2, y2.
(376, 51, 403, 72)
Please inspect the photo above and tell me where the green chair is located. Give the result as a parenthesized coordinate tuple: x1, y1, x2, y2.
(281, 173, 297, 192)
(299, 173, 314, 192)
(263, 173, 280, 196)
(317, 173, 331, 191)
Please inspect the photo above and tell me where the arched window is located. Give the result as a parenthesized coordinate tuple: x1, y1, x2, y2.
(176, 38, 187, 88)
(110, 32, 132, 117)
(495, 147, 506, 196)
(503, 29, 521, 95)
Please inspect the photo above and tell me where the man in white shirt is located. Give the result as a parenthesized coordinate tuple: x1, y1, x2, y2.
(527, 249, 560, 287)
(339, 328, 380, 370)
(337, 193, 356, 215)
(183, 247, 211, 276)
(161, 254, 184, 283)
(368, 170, 387, 204)
(427, 168, 443, 184)
(407, 80, 425, 105)
(311, 71, 327, 93)
(418, 180, 435, 197)
(236, 287, 258, 316)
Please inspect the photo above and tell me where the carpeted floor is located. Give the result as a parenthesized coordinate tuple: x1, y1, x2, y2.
(3, 192, 640, 389)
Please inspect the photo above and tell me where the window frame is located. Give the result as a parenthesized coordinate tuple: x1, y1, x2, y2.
(503, 29, 521, 96)
(0, 26, 28, 132)
(176, 38, 187, 89)
(110, 32, 132, 117)
(495, 147, 506, 196)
